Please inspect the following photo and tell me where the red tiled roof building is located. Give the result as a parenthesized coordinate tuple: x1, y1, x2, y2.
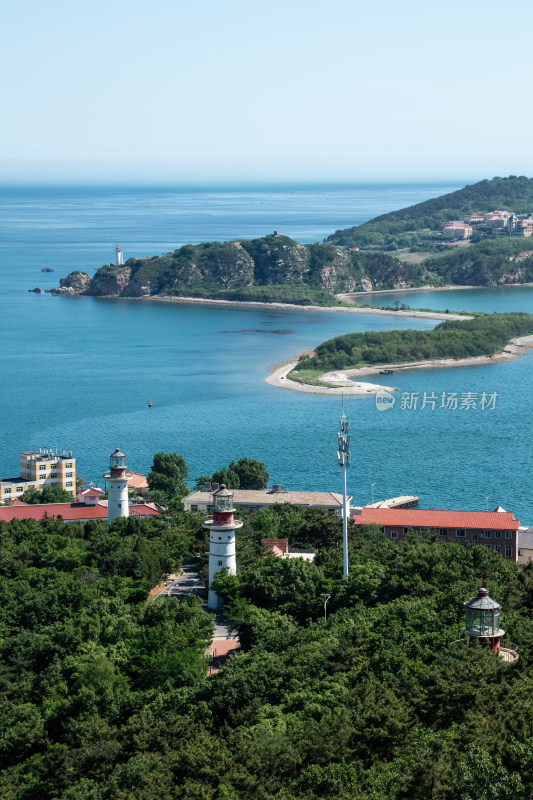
(352, 506, 519, 561)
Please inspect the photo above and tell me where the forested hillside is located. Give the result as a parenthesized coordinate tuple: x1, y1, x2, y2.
(1, 506, 532, 800)
(61, 237, 421, 303)
(292, 312, 533, 374)
(327, 175, 533, 250)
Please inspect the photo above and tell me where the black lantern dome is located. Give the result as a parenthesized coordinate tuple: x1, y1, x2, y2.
(464, 587, 505, 639)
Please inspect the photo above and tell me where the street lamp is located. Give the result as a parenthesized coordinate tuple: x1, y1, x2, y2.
(320, 593, 332, 620)
(337, 410, 351, 579)
(371, 483, 376, 504)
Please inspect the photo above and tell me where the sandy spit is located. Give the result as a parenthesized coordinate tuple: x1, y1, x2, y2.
(265, 359, 396, 395)
(96, 293, 468, 321)
(266, 335, 533, 395)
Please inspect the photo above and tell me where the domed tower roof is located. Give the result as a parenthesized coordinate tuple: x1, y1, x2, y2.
(464, 587, 501, 611)
(110, 447, 126, 459)
(213, 483, 233, 498)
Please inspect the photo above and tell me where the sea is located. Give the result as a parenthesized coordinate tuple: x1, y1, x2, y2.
(1, 183, 533, 522)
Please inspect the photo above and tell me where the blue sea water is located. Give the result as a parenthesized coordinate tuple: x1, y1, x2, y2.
(1, 183, 533, 522)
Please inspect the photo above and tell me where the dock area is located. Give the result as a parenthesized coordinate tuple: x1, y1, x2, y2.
(364, 495, 419, 509)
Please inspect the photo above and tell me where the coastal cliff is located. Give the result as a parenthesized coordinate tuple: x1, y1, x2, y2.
(52, 178, 533, 303)
(54, 234, 416, 304)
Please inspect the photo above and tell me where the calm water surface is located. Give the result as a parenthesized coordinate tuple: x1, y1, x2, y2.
(1, 184, 532, 522)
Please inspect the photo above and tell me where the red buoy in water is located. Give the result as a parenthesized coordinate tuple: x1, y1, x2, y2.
(148, 399, 152, 407)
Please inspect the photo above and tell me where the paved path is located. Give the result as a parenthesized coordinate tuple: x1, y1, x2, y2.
(164, 561, 204, 600)
(158, 561, 239, 671)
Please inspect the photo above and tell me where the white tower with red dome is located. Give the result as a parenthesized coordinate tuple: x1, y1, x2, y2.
(202, 484, 243, 610)
(104, 448, 129, 521)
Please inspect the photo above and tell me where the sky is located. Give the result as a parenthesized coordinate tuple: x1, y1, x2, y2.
(2, 0, 533, 184)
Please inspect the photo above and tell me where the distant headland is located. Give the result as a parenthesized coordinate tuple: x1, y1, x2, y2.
(50, 176, 533, 307)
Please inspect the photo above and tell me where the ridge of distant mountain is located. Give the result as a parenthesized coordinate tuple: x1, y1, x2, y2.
(326, 175, 533, 250)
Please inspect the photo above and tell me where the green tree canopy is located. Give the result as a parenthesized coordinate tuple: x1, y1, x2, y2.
(21, 485, 75, 504)
(208, 457, 269, 490)
(147, 451, 189, 501)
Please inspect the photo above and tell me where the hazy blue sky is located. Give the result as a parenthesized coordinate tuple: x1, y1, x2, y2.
(2, 0, 532, 184)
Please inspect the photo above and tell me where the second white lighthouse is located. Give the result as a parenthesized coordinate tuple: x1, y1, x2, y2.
(203, 484, 243, 610)
(105, 448, 129, 521)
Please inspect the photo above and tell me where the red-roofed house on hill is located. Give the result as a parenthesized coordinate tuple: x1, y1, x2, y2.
(351, 506, 520, 561)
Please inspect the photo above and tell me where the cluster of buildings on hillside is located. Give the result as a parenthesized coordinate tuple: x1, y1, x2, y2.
(1, 447, 532, 568)
(441, 209, 533, 240)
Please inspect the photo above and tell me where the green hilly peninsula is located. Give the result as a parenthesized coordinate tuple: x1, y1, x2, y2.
(60, 236, 420, 305)
(57, 176, 533, 304)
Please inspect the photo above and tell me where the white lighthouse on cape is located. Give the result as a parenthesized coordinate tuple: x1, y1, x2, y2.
(105, 448, 129, 521)
(115, 244, 124, 267)
(203, 484, 242, 610)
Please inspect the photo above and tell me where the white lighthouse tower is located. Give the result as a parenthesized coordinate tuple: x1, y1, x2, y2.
(115, 244, 124, 267)
(105, 448, 129, 521)
(203, 484, 243, 610)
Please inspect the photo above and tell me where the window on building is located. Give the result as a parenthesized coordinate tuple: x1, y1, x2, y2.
(118, 503, 121, 508)
(494, 544, 501, 553)
(16, 487, 22, 492)
(379, 526, 385, 533)
(66, 473, 72, 478)
(519, 550, 523, 557)
(218, 560, 223, 566)
(484, 544, 491, 551)
(39, 465, 46, 471)
(66, 482, 73, 487)
(218, 536, 222, 540)
(4, 488, 11, 493)
(505, 531, 513, 539)
(390, 531, 398, 539)
(484, 531, 492, 538)
(439, 528, 447, 537)
(505, 545, 512, 558)
(471, 534, 478, 542)
(66, 463, 72, 468)
(191, 505, 198, 513)
(456, 529, 466, 538)
(494, 531, 501, 539)
(328, 508, 336, 515)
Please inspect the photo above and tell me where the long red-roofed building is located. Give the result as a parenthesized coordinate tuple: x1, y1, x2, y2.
(351, 506, 519, 561)
(0, 501, 160, 524)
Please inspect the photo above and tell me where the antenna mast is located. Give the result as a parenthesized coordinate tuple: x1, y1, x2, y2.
(337, 409, 351, 578)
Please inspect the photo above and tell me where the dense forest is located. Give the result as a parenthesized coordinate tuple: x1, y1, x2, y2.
(423, 237, 533, 286)
(1, 504, 532, 799)
(291, 312, 533, 374)
(327, 176, 533, 250)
